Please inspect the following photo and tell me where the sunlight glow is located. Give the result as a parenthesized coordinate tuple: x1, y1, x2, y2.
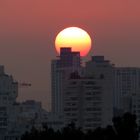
(55, 27, 92, 56)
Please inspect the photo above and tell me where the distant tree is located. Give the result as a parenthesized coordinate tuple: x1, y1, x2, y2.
(61, 122, 84, 140)
(21, 113, 139, 140)
(21, 127, 40, 140)
(112, 112, 138, 140)
(103, 125, 117, 140)
(21, 131, 30, 140)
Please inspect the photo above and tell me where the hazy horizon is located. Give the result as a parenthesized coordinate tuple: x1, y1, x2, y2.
(0, 0, 140, 110)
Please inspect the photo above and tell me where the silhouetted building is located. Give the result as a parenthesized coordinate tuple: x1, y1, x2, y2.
(114, 67, 140, 127)
(44, 112, 64, 131)
(0, 65, 18, 139)
(17, 100, 44, 130)
(114, 68, 140, 113)
(84, 56, 115, 127)
(132, 94, 140, 126)
(63, 56, 115, 131)
(64, 76, 103, 131)
(51, 48, 81, 113)
(5, 100, 49, 140)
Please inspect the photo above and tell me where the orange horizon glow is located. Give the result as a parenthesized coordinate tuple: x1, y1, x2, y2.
(55, 27, 92, 57)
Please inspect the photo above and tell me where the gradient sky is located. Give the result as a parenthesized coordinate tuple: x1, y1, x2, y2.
(0, 0, 140, 110)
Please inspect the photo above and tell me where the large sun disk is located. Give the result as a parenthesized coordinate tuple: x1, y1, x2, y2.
(55, 27, 92, 56)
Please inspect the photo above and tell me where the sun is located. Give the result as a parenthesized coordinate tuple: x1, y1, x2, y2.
(55, 27, 92, 57)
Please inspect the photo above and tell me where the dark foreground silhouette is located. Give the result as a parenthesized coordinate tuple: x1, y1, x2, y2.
(21, 113, 139, 140)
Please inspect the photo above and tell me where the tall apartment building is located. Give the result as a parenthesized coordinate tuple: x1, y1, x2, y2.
(64, 75, 103, 131)
(114, 68, 140, 114)
(63, 56, 115, 131)
(132, 94, 140, 126)
(51, 48, 81, 113)
(84, 56, 115, 126)
(0, 65, 18, 138)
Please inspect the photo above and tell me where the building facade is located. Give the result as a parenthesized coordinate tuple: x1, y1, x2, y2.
(63, 76, 103, 131)
(63, 56, 115, 131)
(84, 56, 115, 127)
(0, 65, 18, 139)
(114, 68, 140, 114)
(51, 48, 81, 113)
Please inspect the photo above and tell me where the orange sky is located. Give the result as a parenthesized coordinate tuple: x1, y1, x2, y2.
(0, 0, 140, 110)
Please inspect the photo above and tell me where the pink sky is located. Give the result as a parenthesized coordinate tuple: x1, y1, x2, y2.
(0, 0, 140, 110)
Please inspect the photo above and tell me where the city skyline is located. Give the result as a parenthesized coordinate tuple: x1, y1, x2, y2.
(0, 47, 140, 139)
(0, 0, 140, 110)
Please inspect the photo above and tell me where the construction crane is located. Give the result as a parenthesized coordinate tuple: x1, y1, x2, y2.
(18, 82, 32, 88)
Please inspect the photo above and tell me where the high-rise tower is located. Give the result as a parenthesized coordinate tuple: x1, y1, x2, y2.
(63, 56, 115, 130)
(51, 48, 81, 113)
(114, 68, 140, 114)
(0, 66, 18, 137)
